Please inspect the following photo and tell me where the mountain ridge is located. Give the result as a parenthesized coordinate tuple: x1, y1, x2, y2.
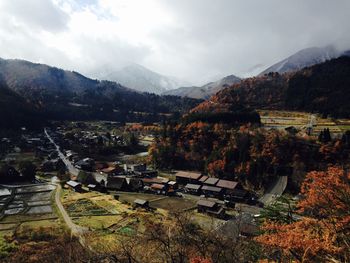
(163, 74, 241, 99)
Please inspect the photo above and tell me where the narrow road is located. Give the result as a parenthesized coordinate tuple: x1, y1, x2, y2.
(259, 176, 288, 205)
(44, 128, 79, 176)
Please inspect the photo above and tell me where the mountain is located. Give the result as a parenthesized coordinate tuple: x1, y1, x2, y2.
(94, 63, 190, 94)
(194, 56, 350, 118)
(163, 74, 241, 99)
(0, 58, 201, 124)
(259, 46, 344, 75)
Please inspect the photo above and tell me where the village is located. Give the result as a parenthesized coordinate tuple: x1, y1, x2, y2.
(0, 121, 270, 243)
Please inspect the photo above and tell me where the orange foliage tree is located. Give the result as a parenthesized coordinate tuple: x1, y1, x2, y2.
(256, 167, 350, 262)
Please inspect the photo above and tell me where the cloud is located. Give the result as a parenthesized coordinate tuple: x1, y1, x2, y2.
(0, 0, 349, 85)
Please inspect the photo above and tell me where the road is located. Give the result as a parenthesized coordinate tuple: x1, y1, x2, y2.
(259, 176, 288, 205)
(54, 183, 87, 235)
(44, 128, 79, 176)
(45, 128, 107, 184)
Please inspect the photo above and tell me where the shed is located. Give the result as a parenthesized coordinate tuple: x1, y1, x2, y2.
(66, 180, 82, 192)
(134, 199, 149, 208)
(197, 199, 225, 219)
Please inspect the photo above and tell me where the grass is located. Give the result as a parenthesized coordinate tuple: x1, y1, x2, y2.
(73, 215, 123, 230)
(150, 197, 196, 212)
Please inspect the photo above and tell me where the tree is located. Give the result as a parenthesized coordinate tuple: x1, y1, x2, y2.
(256, 167, 350, 262)
(18, 161, 36, 182)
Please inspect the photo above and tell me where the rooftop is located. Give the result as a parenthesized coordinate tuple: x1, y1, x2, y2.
(197, 199, 216, 208)
(204, 178, 219, 185)
(175, 171, 202, 180)
(216, 179, 238, 190)
(201, 185, 223, 193)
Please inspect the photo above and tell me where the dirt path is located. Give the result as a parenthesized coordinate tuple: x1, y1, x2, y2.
(54, 184, 87, 235)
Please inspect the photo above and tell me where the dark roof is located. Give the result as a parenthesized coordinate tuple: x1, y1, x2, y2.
(204, 178, 219, 185)
(201, 185, 223, 193)
(185, 183, 201, 190)
(175, 171, 202, 180)
(106, 176, 127, 190)
(197, 199, 216, 208)
(216, 180, 238, 190)
(199, 176, 208, 183)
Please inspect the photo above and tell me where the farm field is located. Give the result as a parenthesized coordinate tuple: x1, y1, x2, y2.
(0, 183, 60, 237)
(259, 110, 350, 137)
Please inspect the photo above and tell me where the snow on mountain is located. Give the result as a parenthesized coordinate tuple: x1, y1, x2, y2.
(259, 46, 342, 75)
(94, 63, 190, 94)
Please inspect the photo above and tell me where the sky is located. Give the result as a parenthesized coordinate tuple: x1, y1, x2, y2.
(0, 0, 349, 85)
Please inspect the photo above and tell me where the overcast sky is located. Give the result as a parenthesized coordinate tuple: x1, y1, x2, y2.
(0, 0, 349, 85)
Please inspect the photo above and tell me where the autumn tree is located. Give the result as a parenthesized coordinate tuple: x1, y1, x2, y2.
(256, 167, 350, 262)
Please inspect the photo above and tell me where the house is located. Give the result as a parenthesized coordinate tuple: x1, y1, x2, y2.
(127, 178, 144, 192)
(197, 199, 225, 219)
(184, 183, 202, 195)
(203, 177, 219, 186)
(106, 176, 128, 191)
(167, 181, 178, 190)
(66, 180, 82, 192)
(134, 199, 149, 209)
(124, 163, 146, 172)
(75, 158, 94, 171)
(142, 177, 169, 186)
(150, 183, 168, 194)
(216, 179, 239, 198)
(175, 171, 202, 185)
(201, 185, 223, 198)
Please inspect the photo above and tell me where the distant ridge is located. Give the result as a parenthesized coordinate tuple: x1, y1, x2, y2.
(163, 74, 241, 99)
(259, 45, 349, 75)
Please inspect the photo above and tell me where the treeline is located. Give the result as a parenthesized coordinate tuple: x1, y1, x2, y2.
(150, 121, 350, 192)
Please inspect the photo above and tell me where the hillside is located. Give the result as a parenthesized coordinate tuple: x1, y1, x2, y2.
(259, 45, 348, 75)
(0, 58, 201, 123)
(0, 78, 44, 129)
(94, 63, 189, 94)
(163, 74, 241, 99)
(195, 56, 350, 118)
